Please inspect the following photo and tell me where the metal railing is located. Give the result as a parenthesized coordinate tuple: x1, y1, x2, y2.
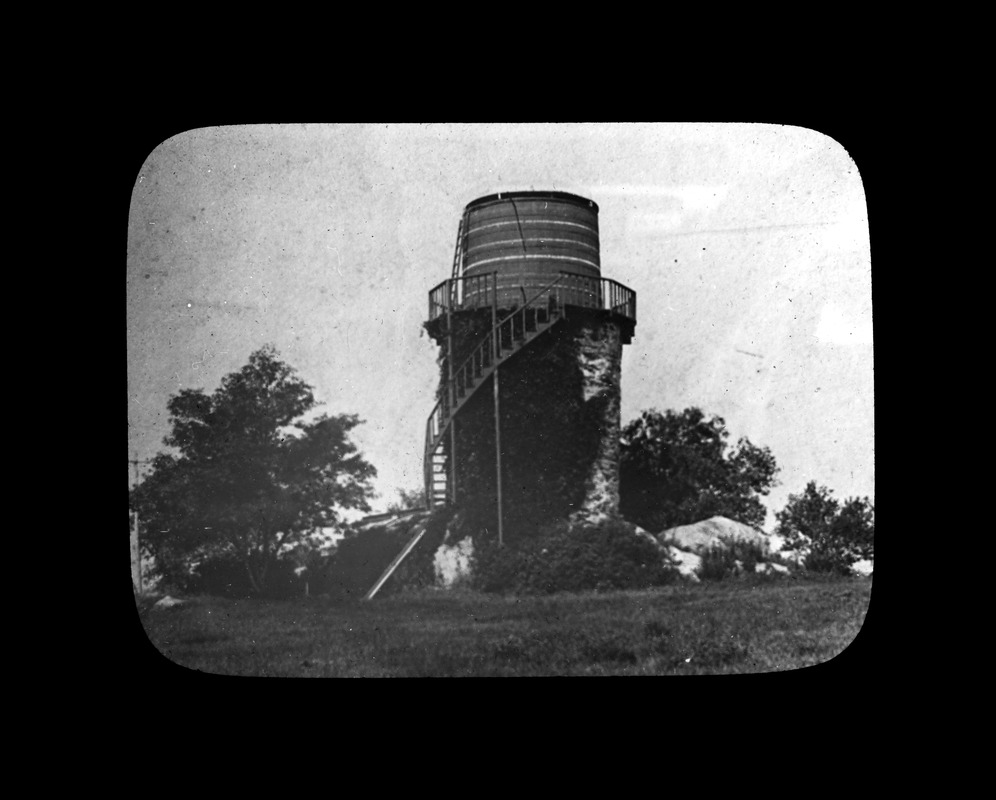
(428, 272, 499, 321)
(555, 271, 637, 321)
(428, 271, 635, 324)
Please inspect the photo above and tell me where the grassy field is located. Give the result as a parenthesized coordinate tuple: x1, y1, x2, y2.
(135, 575, 872, 677)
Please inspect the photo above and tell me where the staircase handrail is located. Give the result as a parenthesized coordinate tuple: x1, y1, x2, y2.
(446, 271, 569, 394)
(428, 272, 501, 322)
(423, 272, 571, 507)
(425, 272, 568, 440)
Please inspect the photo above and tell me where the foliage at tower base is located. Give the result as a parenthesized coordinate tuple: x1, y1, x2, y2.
(619, 408, 779, 534)
(774, 481, 874, 575)
(130, 346, 376, 596)
(469, 517, 681, 595)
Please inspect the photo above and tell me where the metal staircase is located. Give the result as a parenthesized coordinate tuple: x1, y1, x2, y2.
(424, 275, 569, 508)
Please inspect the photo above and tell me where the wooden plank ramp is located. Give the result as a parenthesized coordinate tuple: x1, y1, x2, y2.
(363, 518, 431, 601)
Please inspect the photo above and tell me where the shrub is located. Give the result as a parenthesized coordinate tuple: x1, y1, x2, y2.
(775, 482, 874, 574)
(801, 544, 854, 576)
(187, 555, 303, 599)
(470, 517, 679, 595)
(697, 536, 769, 581)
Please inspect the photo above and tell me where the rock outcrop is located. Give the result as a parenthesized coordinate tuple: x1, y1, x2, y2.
(664, 546, 703, 582)
(659, 516, 770, 555)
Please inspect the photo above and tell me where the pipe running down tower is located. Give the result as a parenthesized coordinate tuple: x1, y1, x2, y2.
(423, 191, 636, 540)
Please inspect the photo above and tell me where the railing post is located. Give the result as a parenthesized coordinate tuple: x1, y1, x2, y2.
(424, 417, 433, 510)
(450, 416, 457, 504)
(492, 273, 499, 359)
(445, 295, 455, 502)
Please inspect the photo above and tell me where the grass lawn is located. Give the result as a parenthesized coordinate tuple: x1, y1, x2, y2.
(135, 575, 873, 677)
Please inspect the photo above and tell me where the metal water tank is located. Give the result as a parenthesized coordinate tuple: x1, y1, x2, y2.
(461, 191, 601, 309)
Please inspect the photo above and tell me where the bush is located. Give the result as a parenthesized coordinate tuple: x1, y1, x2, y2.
(775, 482, 874, 574)
(470, 517, 679, 595)
(801, 544, 854, 576)
(697, 536, 768, 581)
(187, 555, 303, 599)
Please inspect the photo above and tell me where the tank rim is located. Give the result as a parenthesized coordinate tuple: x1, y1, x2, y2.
(466, 190, 598, 213)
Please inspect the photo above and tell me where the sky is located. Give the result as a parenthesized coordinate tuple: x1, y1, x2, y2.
(126, 122, 873, 530)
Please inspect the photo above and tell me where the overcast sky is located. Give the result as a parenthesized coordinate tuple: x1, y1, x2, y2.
(126, 122, 873, 529)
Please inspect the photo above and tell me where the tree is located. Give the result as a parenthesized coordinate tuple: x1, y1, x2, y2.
(774, 481, 874, 574)
(130, 345, 376, 594)
(385, 487, 427, 513)
(619, 407, 779, 533)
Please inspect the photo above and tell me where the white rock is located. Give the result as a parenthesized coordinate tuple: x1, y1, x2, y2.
(153, 595, 184, 609)
(851, 559, 874, 577)
(659, 516, 769, 555)
(433, 538, 474, 587)
(665, 545, 701, 582)
(754, 562, 790, 575)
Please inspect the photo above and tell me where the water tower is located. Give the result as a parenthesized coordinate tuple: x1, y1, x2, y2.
(423, 191, 636, 542)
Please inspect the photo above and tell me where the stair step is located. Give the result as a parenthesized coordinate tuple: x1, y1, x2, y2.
(425, 313, 563, 507)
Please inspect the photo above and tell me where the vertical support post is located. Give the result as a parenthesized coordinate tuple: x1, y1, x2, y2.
(425, 418, 433, 510)
(491, 273, 498, 358)
(446, 289, 454, 407)
(450, 417, 457, 504)
(491, 271, 503, 546)
(445, 296, 455, 503)
(494, 364, 503, 547)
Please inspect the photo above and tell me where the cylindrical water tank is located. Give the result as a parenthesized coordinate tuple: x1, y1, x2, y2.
(461, 191, 601, 309)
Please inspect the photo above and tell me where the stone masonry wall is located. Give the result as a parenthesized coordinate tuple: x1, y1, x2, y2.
(431, 309, 625, 543)
(570, 319, 623, 524)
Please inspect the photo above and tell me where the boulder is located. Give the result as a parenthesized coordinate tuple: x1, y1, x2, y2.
(664, 545, 701, 582)
(433, 537, 474, 587)
(851, 559, 874, 577)
(754, 561, 790, 575)
(658, 516, 770, 555)
(766, 532, 789, 553)
(153, 595, 184, 609)
(627, 523, 704, 581)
